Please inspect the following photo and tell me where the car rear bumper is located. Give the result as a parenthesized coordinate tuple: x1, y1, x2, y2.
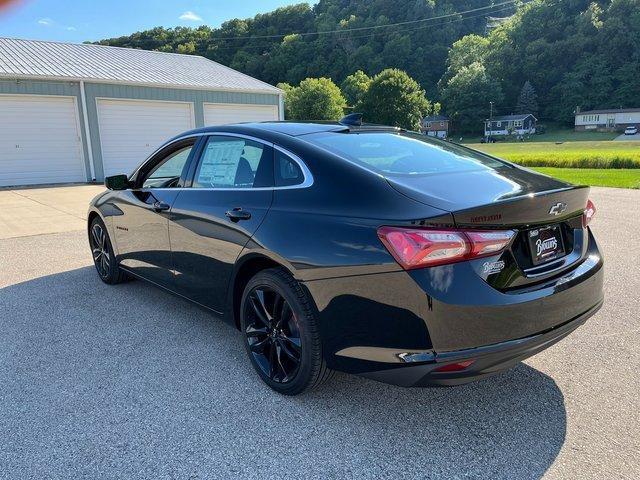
(304, 230, 604, 387)
(358, 299, 602, 387)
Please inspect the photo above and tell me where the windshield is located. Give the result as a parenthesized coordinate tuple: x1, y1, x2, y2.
(305, 131, 507, 176)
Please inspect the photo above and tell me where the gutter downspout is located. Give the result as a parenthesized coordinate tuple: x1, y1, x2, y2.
(278, 93, 285, 120)
(79, 80, 96, 181)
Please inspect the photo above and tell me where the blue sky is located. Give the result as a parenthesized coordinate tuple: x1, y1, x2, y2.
(0, 0, 309, 43)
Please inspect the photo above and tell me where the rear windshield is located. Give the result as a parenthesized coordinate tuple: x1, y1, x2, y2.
(305, 131, 507, 176)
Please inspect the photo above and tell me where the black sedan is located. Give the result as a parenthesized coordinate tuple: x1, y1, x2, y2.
(88, 118, 604, 395)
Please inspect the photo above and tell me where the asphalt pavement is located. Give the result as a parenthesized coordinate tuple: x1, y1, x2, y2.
(0, 186, 638, 479)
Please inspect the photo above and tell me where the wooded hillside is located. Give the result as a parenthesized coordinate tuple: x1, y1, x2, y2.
(96, 0, 640, 127)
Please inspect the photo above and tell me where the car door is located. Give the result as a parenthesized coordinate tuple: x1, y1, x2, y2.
(111, 137, 199, 288)
(169, 134, 275, 312)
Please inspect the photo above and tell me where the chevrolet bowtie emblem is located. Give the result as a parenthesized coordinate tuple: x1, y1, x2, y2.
(548, 202, 567, 216)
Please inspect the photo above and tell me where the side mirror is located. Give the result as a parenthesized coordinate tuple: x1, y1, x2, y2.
(105, 174, 130, 190)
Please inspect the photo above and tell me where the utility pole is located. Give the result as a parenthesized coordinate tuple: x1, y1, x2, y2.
(489, 101, 494, 142)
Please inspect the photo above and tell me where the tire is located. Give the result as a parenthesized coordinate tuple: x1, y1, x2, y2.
(240, 267, 333, 395)
(88, 216, 127, 285)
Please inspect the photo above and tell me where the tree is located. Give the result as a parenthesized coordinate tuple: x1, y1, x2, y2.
(340, 70, 371, 108)
(516, 81, 539, 115)
(281, 77, 346, 121)
(438, 34, 489, 90)
(359, 69, 431, 130)
(440, 62, 504, 132)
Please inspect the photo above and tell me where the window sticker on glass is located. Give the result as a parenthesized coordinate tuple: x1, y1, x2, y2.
(198, 140, 245, 187)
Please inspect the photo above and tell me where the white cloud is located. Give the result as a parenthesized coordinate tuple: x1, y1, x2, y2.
(179, 11, 202, 22)
(37, 18, 53, 26)
(66, 26, 76, 31)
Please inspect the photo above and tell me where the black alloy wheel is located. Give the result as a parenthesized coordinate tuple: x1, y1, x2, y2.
(89, 217, 127, 285)
(90, 221, 111, 279)
(245, 286, 302, 383)
(240, 268, 333, 395)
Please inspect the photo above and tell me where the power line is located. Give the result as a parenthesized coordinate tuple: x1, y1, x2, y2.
(211, 1, 520, 41)
(208, 4, 520, 52)
(331, 4, 519, 41)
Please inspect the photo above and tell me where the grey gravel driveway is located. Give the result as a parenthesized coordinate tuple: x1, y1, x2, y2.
(0, 186, 638, 479)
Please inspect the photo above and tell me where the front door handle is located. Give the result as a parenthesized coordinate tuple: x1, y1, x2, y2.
(225, 207, 251, 222)
(153, 201, 171, 212)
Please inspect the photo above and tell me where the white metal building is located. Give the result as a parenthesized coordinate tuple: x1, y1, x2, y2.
(574, 108, 640, 131)
(0, 37, 283, 187)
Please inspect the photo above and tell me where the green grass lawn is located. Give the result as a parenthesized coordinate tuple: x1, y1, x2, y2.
(466, 141, 640, 169)
(531, 168, 640, 189)
(526, 129, 619, 142)
(458, 139, 640, 188)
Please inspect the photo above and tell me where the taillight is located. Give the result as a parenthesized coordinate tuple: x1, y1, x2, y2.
(583, 199, 596, 227)
(377, 226, 515, 270)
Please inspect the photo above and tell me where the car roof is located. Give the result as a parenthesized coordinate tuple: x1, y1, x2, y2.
(175, 121, 402, 139)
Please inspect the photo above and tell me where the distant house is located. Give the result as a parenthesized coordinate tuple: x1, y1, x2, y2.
(575, 108, 640, 132)
(421, 114, 450, 138)
(484, 114, 537, 136)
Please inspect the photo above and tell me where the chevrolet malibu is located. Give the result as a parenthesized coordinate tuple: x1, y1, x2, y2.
(88, 118, 604, 395)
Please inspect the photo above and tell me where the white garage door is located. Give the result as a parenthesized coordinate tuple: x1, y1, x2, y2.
(0, 95, 86, 187)
(97, 99, 194, 177)
(204, 103, 279, 126)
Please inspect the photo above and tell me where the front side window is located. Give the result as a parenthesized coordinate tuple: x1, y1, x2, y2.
(193, 136, 272, 188)
(142, 145, 193, 188)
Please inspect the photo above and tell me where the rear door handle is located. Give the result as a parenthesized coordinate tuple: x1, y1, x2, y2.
(225, 207, 251, 222)
(153, 201, 171, 212)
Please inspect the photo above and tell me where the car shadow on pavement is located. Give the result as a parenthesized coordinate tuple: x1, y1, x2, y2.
(0, 267, 566, 479)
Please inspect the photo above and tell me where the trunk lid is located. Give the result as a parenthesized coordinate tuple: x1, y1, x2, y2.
(385, 165, 589, 226)
(386, 166, 591, 290)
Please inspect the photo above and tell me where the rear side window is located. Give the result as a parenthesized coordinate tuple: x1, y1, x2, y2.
(275, 150, 304, 187)
(305, 132, 505, 176)
(192, 136, 273, 188)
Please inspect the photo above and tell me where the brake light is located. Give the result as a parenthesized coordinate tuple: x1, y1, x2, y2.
(583, 199, 596, 227)
(377, 227, 515, 270)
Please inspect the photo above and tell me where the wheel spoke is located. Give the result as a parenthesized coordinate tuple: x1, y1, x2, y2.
(250, 290, 272, 328)
(249, 336, 270, 354)
(280, 302, 294, 328)
(281, 330, 301, 346)
(272, 293, 285, 327)
(278, 337, 300, 362)
(280, 332, 301, 350)
(92, 248, 102, 261)
(91, 225, 101, 246)
(274, 343, 289, 382)
(246, 325, 268, 338)
(268, 341, 277, 379)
